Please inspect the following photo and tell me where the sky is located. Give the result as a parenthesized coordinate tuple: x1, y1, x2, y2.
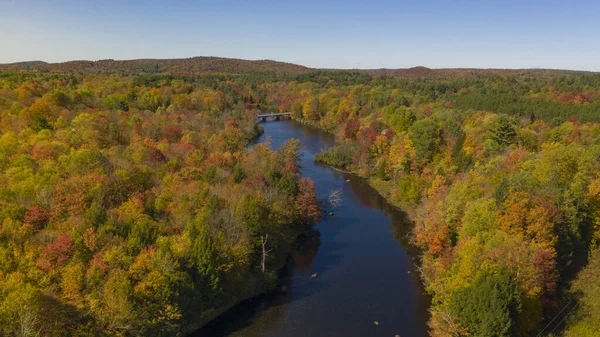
(1, 0, 599, 71)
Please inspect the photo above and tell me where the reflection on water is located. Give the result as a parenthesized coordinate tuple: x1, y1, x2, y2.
(196, 231, 321, 337)
(192, 120, 430, 337)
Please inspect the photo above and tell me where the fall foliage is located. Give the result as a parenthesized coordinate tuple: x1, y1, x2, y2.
(0, 70, 320, 336)
(2, 60, 600, 336)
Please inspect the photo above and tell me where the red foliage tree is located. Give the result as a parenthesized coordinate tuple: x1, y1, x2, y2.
(369, 120, 384, 133)
(164, 125, 183, 143)
(533, 248, 558, 305)
(414, 209, 451, 256)
(383, 128, 396, 142)
(36, 234, 75, 272)
(32, 145, 57, 161)
(24, 205, 53, 230)
(356, 127, 378, 147)
(170, 143, 195, 158)
(343, 119, 361, 140)
(52, 173, 108, 220)
(283, 160, 299, 175)
(148, 147, 166, 163)
(296, 178, 321, 223)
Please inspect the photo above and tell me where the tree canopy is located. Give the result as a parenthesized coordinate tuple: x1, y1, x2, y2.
(1, 62, 600, 336)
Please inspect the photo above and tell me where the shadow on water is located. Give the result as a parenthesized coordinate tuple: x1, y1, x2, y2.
(190, 120, 430, 337)
(340, 172, 420, 255)
(192, 230, 325, 337)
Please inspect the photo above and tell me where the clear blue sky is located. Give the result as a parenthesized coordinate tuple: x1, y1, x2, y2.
(1, 0, 599, 70)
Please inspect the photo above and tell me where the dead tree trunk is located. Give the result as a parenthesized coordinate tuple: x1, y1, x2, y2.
(260, 234, 271, 273)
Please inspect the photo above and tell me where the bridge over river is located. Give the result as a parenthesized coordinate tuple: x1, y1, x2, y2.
(257, 111, 291, 122)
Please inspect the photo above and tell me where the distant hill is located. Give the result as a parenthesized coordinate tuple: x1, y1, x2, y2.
(0, 56, 594, 78)
(357, 66, 589, 78)
(0, 61, 48, 69)
(0, 56, 312, 75)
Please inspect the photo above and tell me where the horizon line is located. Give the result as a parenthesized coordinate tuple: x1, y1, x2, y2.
(0, 55, 596, 73)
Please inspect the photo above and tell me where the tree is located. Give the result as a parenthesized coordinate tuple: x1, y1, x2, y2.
(100, 270, 136, 333)
(0, 273, 42, 337)
(36, 235, 75, 272)
(490, 114, 517, 147)
(296, 178, 321, 224)
(449, 269, 522, 337)
(343, 119, 360, 140)
(302, 98, 319, 120)
(409, 118, 440, 165)
(23, 205, 52, 230)
(260, 234, 271, 273)
(563, 250, 600, 337)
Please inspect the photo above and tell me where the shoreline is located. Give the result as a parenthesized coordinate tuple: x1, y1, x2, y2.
(291, 118, 416, 214)
(185, 228, 315, 335)
(184, 122, 310, 335)
(188, 118, 424, 336)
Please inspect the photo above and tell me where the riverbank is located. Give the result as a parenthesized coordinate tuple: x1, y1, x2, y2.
(185, 124, 314, 335)
(190, 119, 430, 337)
(184, 273, 275, 334)
(297, 119, 417, 216)
(325, 164, 409, 212)
(184, 244, 302, 335)
(296, 112, 599, 336)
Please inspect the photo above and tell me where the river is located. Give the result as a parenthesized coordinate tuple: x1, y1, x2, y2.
(192, 119, 430, 337)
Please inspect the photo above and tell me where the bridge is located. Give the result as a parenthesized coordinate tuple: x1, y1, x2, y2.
(257, 111, 291, 122)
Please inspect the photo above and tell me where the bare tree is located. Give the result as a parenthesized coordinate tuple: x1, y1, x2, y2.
(18, 305, 41, 337)
(439, 310, 468, 337)
(328, 188, 343, 209)
(209, 208, 244, 247)
(260, 234, 272, 273)
(34, 186, 54, 209)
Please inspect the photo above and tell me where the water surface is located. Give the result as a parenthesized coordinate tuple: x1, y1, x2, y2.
(193, 120, 430, 337)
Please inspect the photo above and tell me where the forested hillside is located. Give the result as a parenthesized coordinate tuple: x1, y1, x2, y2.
(1, 61, 600, 336)
(0, 57, 311, 75)
(1, 56, 593, 79)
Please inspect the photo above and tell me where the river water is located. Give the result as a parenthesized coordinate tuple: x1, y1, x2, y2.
(192, 120, 430, 337)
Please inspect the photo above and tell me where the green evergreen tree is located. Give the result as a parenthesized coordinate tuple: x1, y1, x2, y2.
(449, 269, 522, 337)
(490, 114, 517, 147)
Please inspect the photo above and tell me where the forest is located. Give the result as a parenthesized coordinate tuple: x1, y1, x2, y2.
(1, 57, 600, 336)
(0, 66, 321, 336)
